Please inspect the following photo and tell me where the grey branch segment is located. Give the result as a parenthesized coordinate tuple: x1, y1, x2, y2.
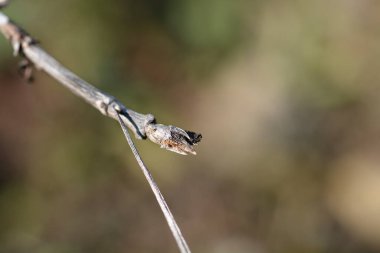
(0, 11, 201, 155)
(116, 112, 191, 253)
(23, 45, 152, 139)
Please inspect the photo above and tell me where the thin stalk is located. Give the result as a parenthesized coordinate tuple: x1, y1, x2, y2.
(116, 111, 191, 253)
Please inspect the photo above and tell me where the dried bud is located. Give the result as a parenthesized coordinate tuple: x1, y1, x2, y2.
(145, 123, 202, 155)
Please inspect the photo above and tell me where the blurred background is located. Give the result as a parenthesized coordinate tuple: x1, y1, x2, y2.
(1, 0, 380, 252)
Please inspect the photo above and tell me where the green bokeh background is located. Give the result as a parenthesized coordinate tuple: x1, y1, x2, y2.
(1, 1, 380, 252)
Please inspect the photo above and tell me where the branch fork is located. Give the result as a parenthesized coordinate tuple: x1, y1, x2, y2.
(0, 10, 201, 155)
(0, 4, 201, 252)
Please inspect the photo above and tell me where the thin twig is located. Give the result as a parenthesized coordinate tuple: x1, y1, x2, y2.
(0, 10, 201, 155)
(0, 5, 202, 253)
(116, 110, 191, 253)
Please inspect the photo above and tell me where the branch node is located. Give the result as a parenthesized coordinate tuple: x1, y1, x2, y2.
(97, 100, 110, 116)
(112, 103, 122, 113)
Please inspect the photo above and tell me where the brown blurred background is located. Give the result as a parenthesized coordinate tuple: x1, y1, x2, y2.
(1, 0, 380, 252)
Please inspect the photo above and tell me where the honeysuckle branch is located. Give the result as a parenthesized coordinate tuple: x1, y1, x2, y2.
(0, 5, 201, 253)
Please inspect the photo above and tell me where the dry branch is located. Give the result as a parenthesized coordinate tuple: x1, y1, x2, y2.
(0, 11, 201, 155)
(0, 5, 201, 253)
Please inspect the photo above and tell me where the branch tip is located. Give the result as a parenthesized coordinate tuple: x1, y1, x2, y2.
(145, 123, 202, 155)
